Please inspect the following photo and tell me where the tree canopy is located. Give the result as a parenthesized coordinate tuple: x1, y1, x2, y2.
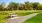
(0, 1, 42, 11)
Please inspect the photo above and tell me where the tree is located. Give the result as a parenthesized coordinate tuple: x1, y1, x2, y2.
(19, 3, 25, 10)
(32, 2, 39, 10)
(7, 2, 14, 11)
(1, 2, 6, 8)
(37, 4, 42, 10)
(0, 2, 6, 11)
(24, 1, 33, 10)
(24, 1, 29, 10)
(13, 2, 19, 10)
(0, 5, 4, 11)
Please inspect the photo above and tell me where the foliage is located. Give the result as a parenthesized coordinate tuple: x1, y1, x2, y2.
(37, 4, 42, 10)
(0, 1, 42, 11)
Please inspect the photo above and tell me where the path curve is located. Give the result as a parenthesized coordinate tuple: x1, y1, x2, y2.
(4, 13, 38, 23)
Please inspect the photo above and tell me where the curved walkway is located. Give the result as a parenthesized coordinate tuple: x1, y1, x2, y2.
(4, 13, 38, 23)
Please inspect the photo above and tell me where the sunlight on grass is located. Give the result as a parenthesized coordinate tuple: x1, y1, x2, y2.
(0, 10, 42, 23)
(0, 12, 8, 23)
(23, 12, 42, 23)
(17, 12, 32, 16)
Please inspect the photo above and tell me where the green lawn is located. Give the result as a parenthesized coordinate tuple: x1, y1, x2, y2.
(23, 12, 42, 23)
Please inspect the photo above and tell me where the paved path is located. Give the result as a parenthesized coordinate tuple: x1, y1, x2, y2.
(4, 13, 38, 23)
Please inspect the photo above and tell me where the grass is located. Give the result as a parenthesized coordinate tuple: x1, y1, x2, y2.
(0, 11, 32, 23)
(17, 12, 32, 16)
(0, 10, 42, 23)
(23, 12, 42, 23)
(0, 12, 8, 23)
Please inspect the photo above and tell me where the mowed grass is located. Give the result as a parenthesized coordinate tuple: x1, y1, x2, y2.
(23, 12, 42, 23)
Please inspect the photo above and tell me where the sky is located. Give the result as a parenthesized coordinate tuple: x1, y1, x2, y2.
(0, 0, 42, 6)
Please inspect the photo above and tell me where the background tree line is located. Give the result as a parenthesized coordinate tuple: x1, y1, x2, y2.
(0, 1, 42, 11)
